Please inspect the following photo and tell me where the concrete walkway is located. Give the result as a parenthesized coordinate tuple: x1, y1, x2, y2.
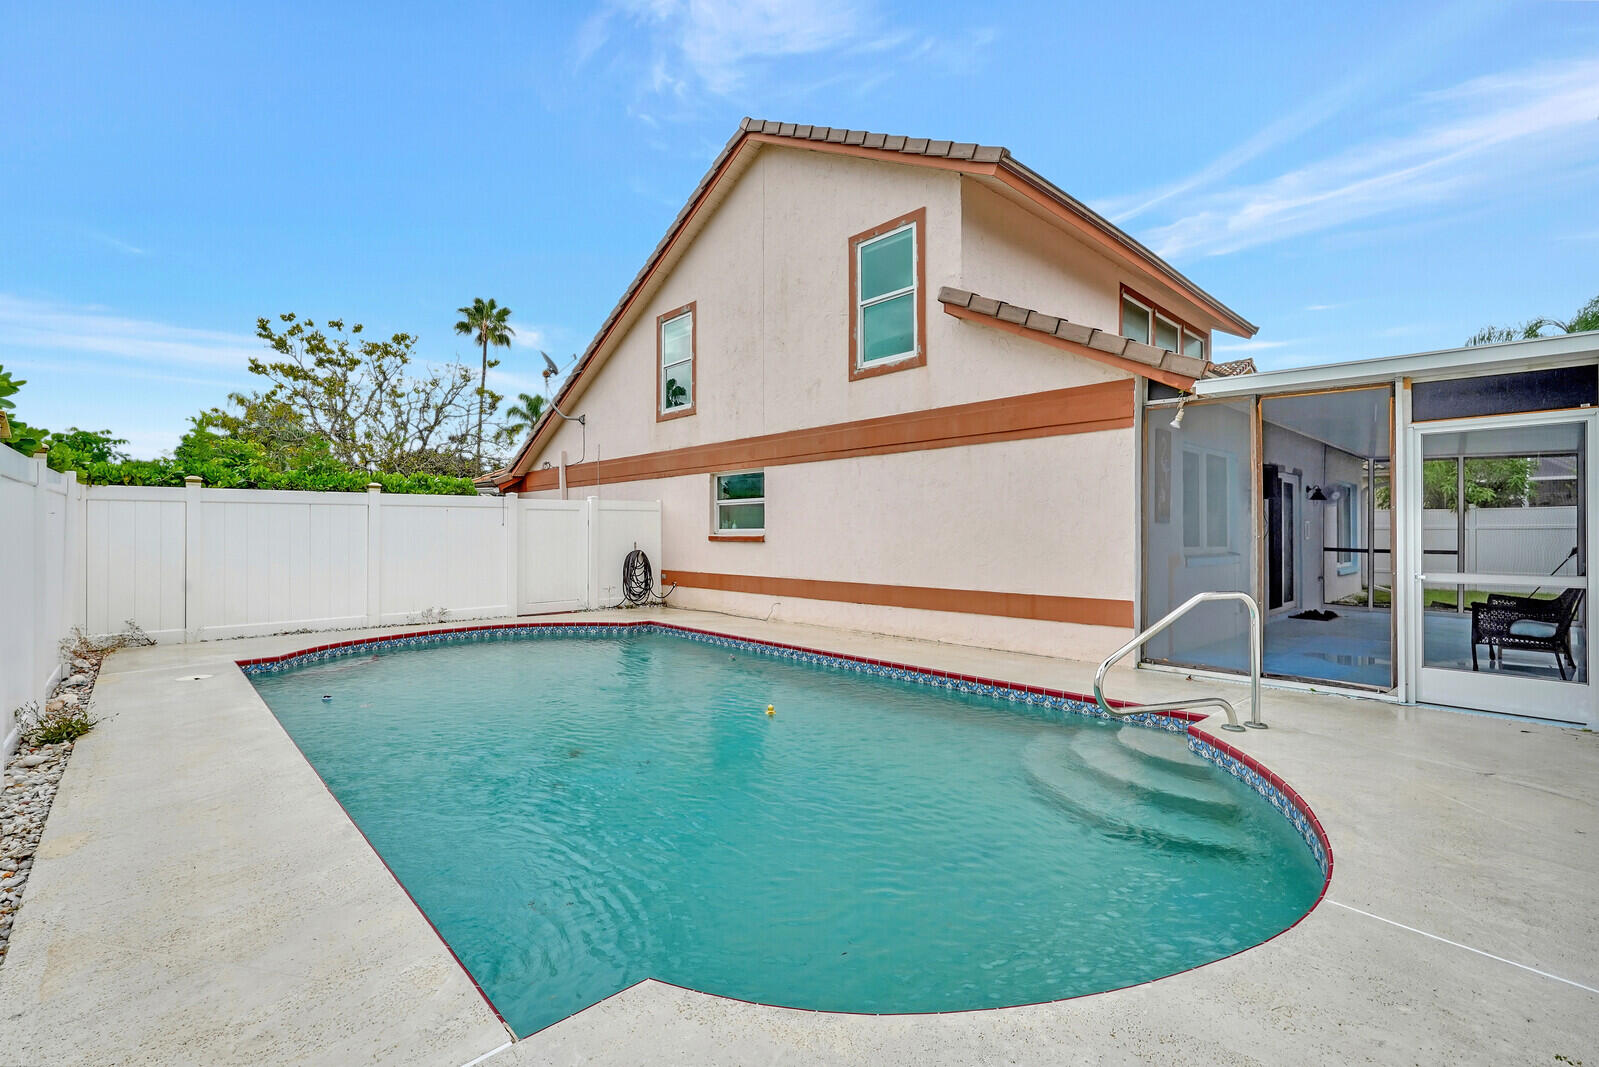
(2, 608, 1596, 1065)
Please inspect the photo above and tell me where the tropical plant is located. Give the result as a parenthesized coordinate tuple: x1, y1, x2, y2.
(243, 314, 478, 475)
(494, 391, 545, 449)
(46, 428, 129, 467)
(0, 364, 20, 441)
(0, 365, 48, 454)
(453, 297, 515, 475)
(1467, 293, 1599, 346)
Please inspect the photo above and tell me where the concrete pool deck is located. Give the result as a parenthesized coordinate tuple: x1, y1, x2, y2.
(1, 608, 1595, 1065)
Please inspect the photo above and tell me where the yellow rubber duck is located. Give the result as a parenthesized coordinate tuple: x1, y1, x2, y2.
(766, 704, 776, 717)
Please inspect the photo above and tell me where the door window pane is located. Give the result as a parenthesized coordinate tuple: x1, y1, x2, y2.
(1423, 580, 1586, 683)
(1182, 450, 1203, 548)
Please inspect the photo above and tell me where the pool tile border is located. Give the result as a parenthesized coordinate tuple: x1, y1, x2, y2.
(237, 620, 1331, 880)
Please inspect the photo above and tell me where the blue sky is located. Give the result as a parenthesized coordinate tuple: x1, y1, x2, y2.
(3, 0, 1597, 457)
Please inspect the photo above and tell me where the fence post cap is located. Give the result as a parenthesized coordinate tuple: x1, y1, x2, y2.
(183, 475, 202, 486)
(366, 482, 383, 492)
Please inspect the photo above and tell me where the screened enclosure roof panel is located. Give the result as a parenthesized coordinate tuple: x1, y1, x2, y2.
(1193, 331, 1599, 399)
(1263, 388, 1392, 459)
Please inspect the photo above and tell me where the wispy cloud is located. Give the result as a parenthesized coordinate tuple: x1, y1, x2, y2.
(0, 294, 260, 369)
(575, 0, 992, 106)
(84, 230, 146, 256)
(1099, 2, 1500, 226)
(579, 0, 864, 96)
(509, 324, 549, 350)
(1213, 338, 1296, 354)
(1141, 55, 1599, 258)
(1304, 303, 1342, 312)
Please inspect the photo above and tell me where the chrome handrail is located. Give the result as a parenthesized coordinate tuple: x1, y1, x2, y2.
(1094, 591, 1264, 733)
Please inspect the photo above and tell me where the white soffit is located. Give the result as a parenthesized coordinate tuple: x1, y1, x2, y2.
(1192, 331, 1599, 398)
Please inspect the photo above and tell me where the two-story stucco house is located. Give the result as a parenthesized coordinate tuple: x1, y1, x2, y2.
(489, 118, 1599, 728)
(488, 118, 1257, 661)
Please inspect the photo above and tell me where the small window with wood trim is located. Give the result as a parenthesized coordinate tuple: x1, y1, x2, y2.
(658, 304, 695, 419)
(1121, 288, 1207, 360)
(850, 209, 926, 379)
(713, 471, 764, 534)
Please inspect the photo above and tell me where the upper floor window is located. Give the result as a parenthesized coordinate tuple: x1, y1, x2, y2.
(658, 303, 695, 419)
(850, 209, 926, 380)
(1121, 289, 1207, 361)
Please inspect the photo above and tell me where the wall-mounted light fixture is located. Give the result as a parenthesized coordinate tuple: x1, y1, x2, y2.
(1305, 485, 1328, 501)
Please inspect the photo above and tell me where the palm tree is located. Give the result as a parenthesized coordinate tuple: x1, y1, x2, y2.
(1467, 293, 1599, 346)
(495, 391, 545, 449)
(454, 297, 515, 474)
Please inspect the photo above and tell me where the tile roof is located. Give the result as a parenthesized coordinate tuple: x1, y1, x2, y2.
(499, 118, 1253, 484)
(740, 119, 1008, 164)
(1203, 358, 1258, 378)
(937, 286, 1210, 384)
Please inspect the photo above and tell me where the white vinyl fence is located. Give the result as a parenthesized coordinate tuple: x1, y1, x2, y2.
(4, 448, 661, 757)
(82, 483, 662, 641)
(2, 448, 86, 759)
(1372, 506, 1579, 587)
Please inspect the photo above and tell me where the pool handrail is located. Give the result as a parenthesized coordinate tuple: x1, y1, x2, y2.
(1094, 591, 1264, 733)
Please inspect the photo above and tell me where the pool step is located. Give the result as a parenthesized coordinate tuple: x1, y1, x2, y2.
(1112, 724, 1211, 775)
(1068, 729, 1242, 820)
(1022, 731, 1257, 859)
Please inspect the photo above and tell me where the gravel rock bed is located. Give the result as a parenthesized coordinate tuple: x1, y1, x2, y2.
(1, 652, 105, 964)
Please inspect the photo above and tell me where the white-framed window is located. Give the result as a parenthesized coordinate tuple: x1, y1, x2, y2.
(1121, 294, 1152, 344)
(714, 470, 764, 533)
(659, 305, 694, 416)
(1121, 288, 1206, 360)
(1333, 482, 1359, 574)
(1182, 446, 1233, 552)
(856, 222, 918, 366)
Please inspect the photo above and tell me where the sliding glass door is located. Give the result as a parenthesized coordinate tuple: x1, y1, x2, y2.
(1409, 409, 1595, 723)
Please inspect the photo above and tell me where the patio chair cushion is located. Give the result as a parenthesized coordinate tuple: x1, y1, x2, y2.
(1508, 619, 1558, 639)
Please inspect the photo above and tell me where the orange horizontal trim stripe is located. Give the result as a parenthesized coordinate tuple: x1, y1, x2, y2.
(515, 379, 1132, 493)
(662, 571, 1134, 629)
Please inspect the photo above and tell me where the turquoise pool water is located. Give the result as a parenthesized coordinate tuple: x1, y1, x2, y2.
(250, 630, 1324, 1036)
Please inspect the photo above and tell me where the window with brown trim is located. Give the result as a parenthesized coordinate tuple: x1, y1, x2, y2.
(711, 470, 764, 539)
(657, 302, 695, 421)
(1120, 286, 1207, 360)
(849, 208, 927, 380)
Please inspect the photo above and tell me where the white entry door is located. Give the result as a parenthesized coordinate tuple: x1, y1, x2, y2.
(1409, 408, 1595, 725)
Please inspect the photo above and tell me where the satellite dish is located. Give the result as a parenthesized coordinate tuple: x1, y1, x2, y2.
(540, 350, 559, 376)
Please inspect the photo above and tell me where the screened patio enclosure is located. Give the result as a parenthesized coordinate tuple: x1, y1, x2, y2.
(1138, 335, 1599, 728)
(1141, 387, 1393, 690)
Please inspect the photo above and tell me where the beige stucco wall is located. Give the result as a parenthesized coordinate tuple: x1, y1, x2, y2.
(519, 141, 1189, 656)
(541, 429, 1136, 659)
(960, 180, 1221, 346)
(535, 146, 1128, 467)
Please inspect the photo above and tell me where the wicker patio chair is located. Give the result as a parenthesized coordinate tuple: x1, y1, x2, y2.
(1470, 587, 1585, 679)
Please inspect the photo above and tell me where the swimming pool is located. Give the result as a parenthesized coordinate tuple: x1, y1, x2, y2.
(246, 624, 1328, 1037)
